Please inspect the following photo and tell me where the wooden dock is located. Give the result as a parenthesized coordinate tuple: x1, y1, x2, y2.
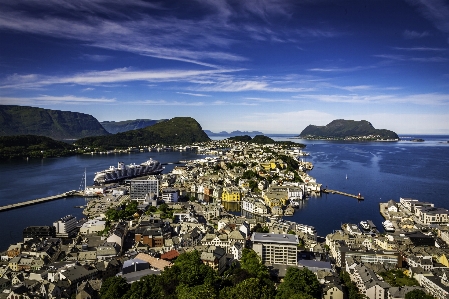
(322, 189, 364, 200)
(0, 190, 83, 212)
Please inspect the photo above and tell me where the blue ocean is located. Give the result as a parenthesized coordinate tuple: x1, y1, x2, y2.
(0, 135, 448, 250)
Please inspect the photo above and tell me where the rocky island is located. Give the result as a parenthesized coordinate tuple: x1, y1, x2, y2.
(299, 119, 399, 141)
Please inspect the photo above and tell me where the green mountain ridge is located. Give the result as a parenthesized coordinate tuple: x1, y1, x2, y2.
(75, 117, 211, 149)
(100, 119, 168, 134)
(0, 135, 75, 159)
(0, 105, 109, 140)
(299, 119, 399, 140)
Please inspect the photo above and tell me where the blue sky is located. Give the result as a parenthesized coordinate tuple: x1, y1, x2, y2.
(1, 0, 449, 134)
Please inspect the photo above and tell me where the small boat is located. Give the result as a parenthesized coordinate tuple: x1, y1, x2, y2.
(360, 221, 370, 230)
(346, 174, 348, 180)
(382, 220, 395, 232)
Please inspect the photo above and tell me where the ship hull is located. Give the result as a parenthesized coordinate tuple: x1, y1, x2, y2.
(93, 159, 164, 185)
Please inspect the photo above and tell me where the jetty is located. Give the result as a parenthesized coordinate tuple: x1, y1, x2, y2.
(0, 190, 83, 212)
(322, 189, 364, 200)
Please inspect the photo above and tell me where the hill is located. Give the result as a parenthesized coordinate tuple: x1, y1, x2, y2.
(299, 119, 399, 140)
(0, 105, 109, 140)
(75, 117, 210, 149)
(0, 135, 75, 159)
(100, 119, 168, 134)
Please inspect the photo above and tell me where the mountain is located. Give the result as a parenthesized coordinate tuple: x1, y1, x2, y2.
(299, 119, 399, 140)
(0, 105, 109, 140)
(75, 117, 210, 149)
(100, 119, 168, 134)
(0, 135, 75, 159)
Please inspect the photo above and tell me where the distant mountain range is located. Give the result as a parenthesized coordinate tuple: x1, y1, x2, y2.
(100, 119, 168, 134)
(204, 130, 264, 136)
(299, 119, 399, 140)
(0, 105, 109, 140)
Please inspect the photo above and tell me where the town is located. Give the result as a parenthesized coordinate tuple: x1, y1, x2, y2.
(1, 139, 448, 299)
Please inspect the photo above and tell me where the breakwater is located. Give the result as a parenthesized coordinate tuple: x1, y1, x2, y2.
(0, 190, 83, 212)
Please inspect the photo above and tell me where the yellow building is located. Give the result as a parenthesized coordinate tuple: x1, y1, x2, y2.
(222, 187, 241, 202)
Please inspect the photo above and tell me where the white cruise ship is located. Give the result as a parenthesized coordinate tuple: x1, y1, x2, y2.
(93, 159, 164, 184)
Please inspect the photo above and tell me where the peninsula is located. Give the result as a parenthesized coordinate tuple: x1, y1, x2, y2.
(299, 119, 399, 141)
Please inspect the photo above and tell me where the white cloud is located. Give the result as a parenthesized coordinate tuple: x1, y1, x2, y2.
(0, 67, 243, 89)
(295, 93, 449, 105)
(402, 30, 430, 39)
(176, 92, 211, 97)
(0, 95, 116, 105)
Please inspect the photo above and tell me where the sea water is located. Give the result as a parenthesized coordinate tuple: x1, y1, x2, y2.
(0, 135, 448, 250)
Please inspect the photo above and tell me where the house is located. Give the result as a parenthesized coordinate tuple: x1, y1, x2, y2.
(388, 200, 399, 213)
(200, 247, 227, 275)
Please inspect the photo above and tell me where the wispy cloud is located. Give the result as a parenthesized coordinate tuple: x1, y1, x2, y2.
(0, 67, 243, 89)
(402, 30, 430, 39)
(374, 54, 448, 62)
(295, 93, 449, 105)
(308, 65, 374, 72)
(176, 92, 211, 97)
(80, 54, 113, 62)
(0, 95, 116, 106)
(244, 97, 296, 103)
(0, 0, 341, 68)
(405, 0, 449, 36)
(393, 46, 447, 51)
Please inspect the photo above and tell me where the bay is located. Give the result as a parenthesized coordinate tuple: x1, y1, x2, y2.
(0, 150, 204, 251)
(1, 135, 448, 250)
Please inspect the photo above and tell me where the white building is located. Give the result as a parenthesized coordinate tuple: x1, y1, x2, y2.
(162, 187, 179, 203)
(129, 179, 159, 204)
(79, 218, 106, 235)
(53, 215, 77, 237)
(251, 232, 298, 265)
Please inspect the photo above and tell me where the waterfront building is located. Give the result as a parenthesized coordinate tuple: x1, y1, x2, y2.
(241, 196, 268, 215)
(251, 232, 299, 265)
(23, 226, 56, 240)
(129, 179, 159, 204)
(221, 186, 241, 202)
(415, 207, 449, 225)
(53, 215, 77, 238)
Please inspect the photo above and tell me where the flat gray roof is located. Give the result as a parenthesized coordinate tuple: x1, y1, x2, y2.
(251, 232, 299, 245)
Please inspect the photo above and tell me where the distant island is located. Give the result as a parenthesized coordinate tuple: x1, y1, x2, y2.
(204, 130, 264, 137)
(299, 119, 399, 141)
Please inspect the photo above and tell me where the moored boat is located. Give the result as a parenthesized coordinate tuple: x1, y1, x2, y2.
(382, 220, 395, 232)
(360, 221, 370, 231)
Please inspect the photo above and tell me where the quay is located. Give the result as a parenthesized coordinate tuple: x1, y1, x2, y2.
(322, 189, 364, 200)
(0, 190, 83, 212)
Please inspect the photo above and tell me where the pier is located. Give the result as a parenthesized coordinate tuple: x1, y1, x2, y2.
(322, 189, 364, 200)
(0, 190, 83, 212)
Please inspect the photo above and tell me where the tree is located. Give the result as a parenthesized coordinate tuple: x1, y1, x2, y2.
(276, 267, 321, 299)
(123, 275, 162, 299)
(177, 283, 218, 299)
(220, 277, 275, 299)
(405, 289, 434, 299)
(240, 249, 269, 279)
(100, 276, 130, 299)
